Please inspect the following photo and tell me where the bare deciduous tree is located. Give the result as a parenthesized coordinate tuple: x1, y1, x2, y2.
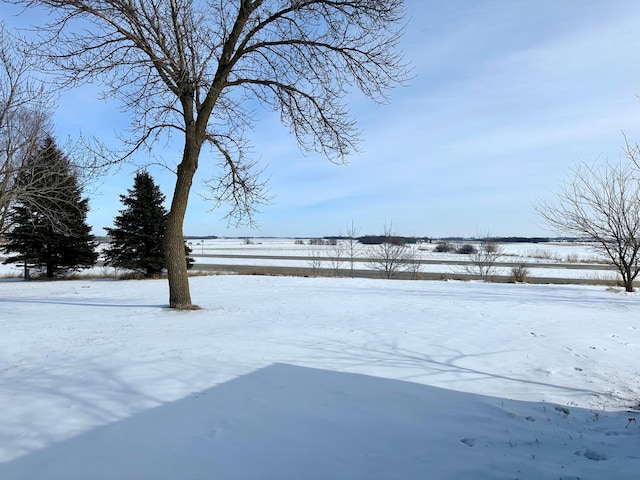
(537, 158, 640, 292)
(367, 223, 408, 279)
(306, 247, 323, 276)
(329, 239, 344, 277)
(345, 219, 361, 278)
(0, 23, 53, 233)
(404, 242, 422, 280)
(12, 0, 408, 308)
(463, 237, 504, 281)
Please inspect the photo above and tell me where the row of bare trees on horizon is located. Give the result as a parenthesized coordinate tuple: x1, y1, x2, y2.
(305, 222, 508, 282)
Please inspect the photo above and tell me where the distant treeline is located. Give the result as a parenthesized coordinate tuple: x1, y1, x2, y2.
(327, 235, 568, 245)
(440, 237, 552, 243)
(170, 235, 586, 244)
(324, 235, 427, 245)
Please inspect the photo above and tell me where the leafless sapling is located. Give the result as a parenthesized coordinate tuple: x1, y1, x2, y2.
(366, 222, 408, 279)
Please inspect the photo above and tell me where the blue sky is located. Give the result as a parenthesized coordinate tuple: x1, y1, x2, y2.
(3, 0, 640, 238)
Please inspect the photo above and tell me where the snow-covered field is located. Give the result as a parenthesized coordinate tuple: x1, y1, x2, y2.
(1, 273, 639, 479)
(178, 238, 618, 283)
(0, 238, 619, 283)
(186, 238, 606, 263)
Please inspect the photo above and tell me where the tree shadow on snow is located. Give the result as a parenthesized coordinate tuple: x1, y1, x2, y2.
(0, 297, 165, 309)
(0, 364, 638, 480)
(294, 338, 634, 406)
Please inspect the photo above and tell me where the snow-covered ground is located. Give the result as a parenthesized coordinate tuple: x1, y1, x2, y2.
(1, 274, 639, 479)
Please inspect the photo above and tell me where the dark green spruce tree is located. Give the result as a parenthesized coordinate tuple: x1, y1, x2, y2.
(105, 171, 180, 278)
(2, 136, 98, 278)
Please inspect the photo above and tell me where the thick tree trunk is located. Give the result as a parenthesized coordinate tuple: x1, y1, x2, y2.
(164, 135, 200, 309)
(624, 267, 634, 293)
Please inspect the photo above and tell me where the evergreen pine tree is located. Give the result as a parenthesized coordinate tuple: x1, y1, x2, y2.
(104, 171, 169, 277)
(2, 136, 98, 278)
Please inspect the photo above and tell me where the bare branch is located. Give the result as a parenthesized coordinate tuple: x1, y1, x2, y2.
(0, 23, 56, 233)
(200, 134, 274, 227)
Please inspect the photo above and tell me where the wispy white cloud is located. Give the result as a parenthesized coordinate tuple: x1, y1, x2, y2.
(3, 0, 640, 237)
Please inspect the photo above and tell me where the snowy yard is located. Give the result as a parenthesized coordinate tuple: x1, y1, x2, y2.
(1, 274, 639, 479)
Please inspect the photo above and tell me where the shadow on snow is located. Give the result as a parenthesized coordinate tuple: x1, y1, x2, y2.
(1, 364, 639, 480)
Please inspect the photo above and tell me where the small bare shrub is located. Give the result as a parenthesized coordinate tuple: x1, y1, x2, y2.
(345, 220, 362, 278)
(405, 243, 423, 280)
(307, 249, 323, 275)
(329, 240, 344, 277)
(309, 238, 331, 246)
(434, 241, 453, 253)
(529, 248, 559, 261)
(510, 264, 529, 283)
(457, 244, 477, 255)
(565, 253, 579, 263)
